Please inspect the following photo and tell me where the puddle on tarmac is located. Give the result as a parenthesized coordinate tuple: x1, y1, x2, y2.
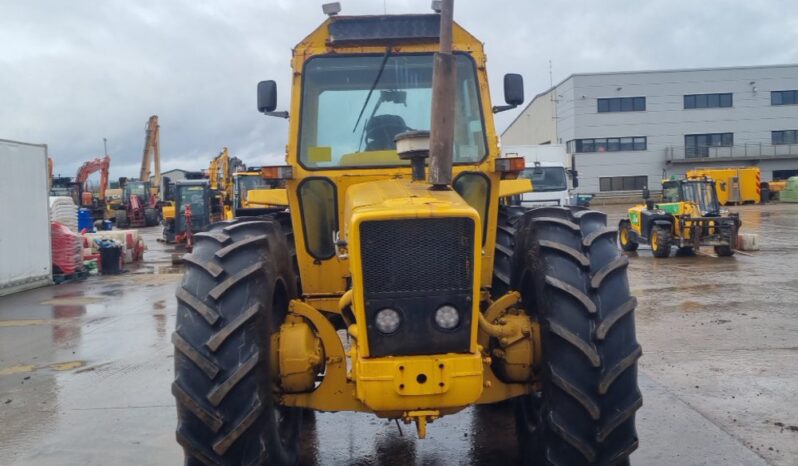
(129, 264, 183, 275)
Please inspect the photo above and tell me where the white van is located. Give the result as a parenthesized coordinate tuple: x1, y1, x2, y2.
(502, 144, 577, 206)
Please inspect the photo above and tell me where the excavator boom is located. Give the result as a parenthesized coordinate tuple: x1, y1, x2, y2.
(75, 155, 111, 201)
(140, 115, 161, 194)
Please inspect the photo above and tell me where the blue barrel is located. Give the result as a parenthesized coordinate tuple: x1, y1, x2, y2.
(78, 208, 94, 232)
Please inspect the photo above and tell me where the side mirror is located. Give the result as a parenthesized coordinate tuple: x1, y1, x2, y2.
(504, 73, 524, 106)
(257, 80, 277, 113)
(493, 73, 524, 113)
(642, 187, 650, 200)
(570, 170, 579, 188)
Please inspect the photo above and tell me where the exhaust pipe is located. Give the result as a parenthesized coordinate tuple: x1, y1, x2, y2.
(428, 0, 456, 189)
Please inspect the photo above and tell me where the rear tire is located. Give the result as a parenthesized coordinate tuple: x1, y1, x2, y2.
(618, 220, 638, 252)
(497, 206, 642, 465)
(714, 245, 734, 257)
(173, 217, 302, 465)
(144, 207, 159, 226)
(650, 226, 671, 258)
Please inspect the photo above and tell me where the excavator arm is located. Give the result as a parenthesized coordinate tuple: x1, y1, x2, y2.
(140, 115, 161, 196)
(75, 155, 111, 202)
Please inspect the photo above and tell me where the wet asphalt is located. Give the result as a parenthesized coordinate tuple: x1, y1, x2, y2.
(1, 203, 796, 465)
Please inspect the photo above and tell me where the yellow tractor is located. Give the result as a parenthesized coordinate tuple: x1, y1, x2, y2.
(172, 3, 641, 465)
(619, 177, 740, 257)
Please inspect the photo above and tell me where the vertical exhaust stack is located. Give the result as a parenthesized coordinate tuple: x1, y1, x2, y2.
(428, 0, 456, 189)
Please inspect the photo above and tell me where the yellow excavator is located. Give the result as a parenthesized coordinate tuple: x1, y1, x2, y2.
(207, 147, 245, 220)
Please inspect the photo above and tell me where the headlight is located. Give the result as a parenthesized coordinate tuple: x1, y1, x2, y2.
(434, 305, 460, 330)
(374, 308, 401, 334)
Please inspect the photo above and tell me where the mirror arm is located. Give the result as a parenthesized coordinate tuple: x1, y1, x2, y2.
(262, 111, 289, 119)
(492, 104, 517, 114)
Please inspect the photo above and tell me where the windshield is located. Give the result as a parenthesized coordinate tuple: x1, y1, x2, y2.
(179, 186, 207, 216)
(126, 182, 147, 198)
(662, 181, 680, 202)
(681, 181, 719, 214)
(299, 53, 486, 168)
(519, 166, 567, 192)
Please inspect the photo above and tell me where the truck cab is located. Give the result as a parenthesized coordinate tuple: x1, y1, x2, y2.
(502, 144, 576, 206)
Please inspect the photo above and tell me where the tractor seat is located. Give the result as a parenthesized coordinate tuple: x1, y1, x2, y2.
(365, 115, 410, 151)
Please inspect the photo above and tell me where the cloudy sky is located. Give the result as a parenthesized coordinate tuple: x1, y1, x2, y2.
(2, 0, 797, 180)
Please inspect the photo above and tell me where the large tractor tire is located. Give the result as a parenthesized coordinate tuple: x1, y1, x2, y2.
(173, 217, 302, 465)
(494, 206, 642, 465)
(618, 220, 638, 252)
(144, 207, 159, 226)
(714, 245, 735, 257)
(115, 210, 129, 229)
(650, 226, 672, 258)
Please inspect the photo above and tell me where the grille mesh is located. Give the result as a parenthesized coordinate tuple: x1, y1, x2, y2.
(360, 218, 474, 297)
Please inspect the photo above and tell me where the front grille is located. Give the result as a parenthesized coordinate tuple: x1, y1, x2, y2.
(359, 217, 476, 357)
(360, 217, 474, 298)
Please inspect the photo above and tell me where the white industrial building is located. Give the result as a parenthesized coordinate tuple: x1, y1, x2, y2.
(502, 64, 798, 194)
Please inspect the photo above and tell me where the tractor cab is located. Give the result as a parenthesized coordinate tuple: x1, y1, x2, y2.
(661, 178, 720, 216)
(233, 169, 277, 208)
(123, 180, 150, 204)
(175, 181, 213, 233)
(163, 180, 217, 245)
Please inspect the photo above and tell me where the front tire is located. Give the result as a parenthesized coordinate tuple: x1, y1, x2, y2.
(714, 245, 734, 257)
(618, 220, 638, 252)
(650, 226, 672, 258)
(498, 206, 642, 465)
(115, 210, 129, 229)
(173, 217, 301, 465)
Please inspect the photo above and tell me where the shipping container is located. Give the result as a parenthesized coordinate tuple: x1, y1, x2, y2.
(686, 167, 761, 205)
(0, 139, 53, 295)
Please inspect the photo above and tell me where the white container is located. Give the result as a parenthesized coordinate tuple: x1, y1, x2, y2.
(0, 139, 53, 295)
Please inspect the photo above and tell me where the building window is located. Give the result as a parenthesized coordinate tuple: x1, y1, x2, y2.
(599, 175, 648, 192)
(771, 90, 798, 105)
(684, 93, 732, 109)
(685, 133, 733, 158)
(772, 130, 798, 145)
(597, 97, 646, 113)
(568, 137, 646, 153)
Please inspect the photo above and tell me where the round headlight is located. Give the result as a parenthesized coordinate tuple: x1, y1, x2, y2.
(434, 305, 460, 330)
(374, 308, 401, 334)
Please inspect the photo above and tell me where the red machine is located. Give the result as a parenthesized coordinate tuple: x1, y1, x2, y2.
(115, 116, 162, 228)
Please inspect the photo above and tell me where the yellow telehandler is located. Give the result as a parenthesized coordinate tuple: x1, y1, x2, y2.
(172, 3, 641, 464)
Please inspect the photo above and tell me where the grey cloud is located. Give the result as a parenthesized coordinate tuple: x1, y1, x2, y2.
(1, 0, 796, 179)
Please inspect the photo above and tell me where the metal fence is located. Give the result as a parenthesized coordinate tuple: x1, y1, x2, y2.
(666, 144, 798, 162)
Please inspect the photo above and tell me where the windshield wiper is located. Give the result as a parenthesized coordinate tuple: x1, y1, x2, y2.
(352, 46, 392, 133)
